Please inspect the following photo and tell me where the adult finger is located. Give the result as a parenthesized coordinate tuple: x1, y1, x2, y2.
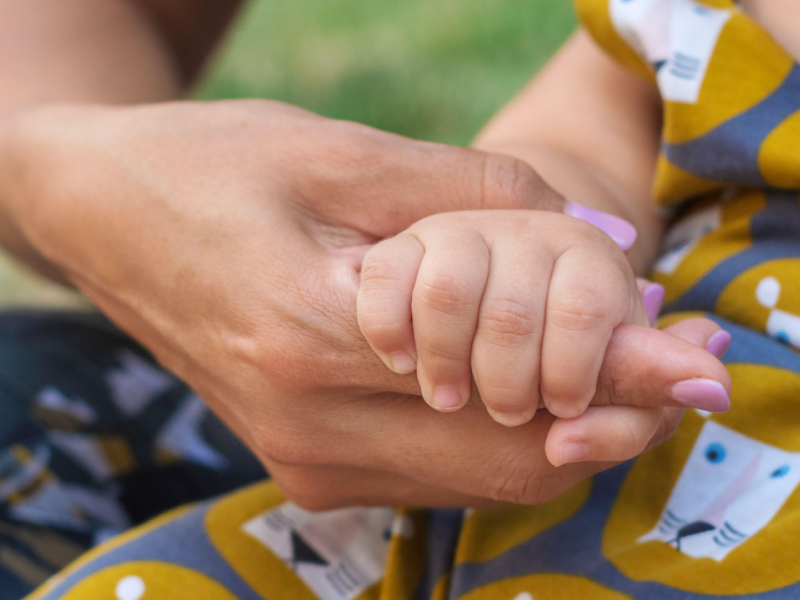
(309, 129, 637, 250)
(545, 405, 664, 466)
(340, 396, 617, 505)
(592, 321, 732, 412)
(661, 316, 732, 359)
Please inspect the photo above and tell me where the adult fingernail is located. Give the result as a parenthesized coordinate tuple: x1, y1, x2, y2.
(564, 202, 638, 251)
(390, 352, 417, 374)
(705, 330, 732, 359)
(669, 379, 730, 413)
(642, 283, 665, 325)
(432, 385, 466, 412)
(558, 442, 588, 465)
(487, 408, 536, 428)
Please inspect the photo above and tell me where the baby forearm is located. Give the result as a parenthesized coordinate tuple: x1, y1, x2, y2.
(471, 139, 662, 276)
(473, 31, 665, 277)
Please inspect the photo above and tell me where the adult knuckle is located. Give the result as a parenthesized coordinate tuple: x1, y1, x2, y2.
(480, 298, 538, 347)
(480, 154, 551, 210)
(235, 336, 312, 394)
(321, 120, 382, 169)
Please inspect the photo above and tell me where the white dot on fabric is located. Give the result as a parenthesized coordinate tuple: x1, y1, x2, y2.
(115, 575, 146, 600)
(756, 276, 781, 309)
(512, 592, 533, 600)
(391, 515, 415, 538)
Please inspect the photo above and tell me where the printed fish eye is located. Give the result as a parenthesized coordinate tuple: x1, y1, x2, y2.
(772, 465, 791, 478)
(705, 443, 726, 463)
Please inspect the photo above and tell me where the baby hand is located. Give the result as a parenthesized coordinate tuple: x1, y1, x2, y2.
(358, 210, 731, 464)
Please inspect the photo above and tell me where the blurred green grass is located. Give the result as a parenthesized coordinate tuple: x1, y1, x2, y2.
(198, 0, 576, 146)
(3, 0, 576, 307)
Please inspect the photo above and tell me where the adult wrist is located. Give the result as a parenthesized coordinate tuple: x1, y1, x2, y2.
(0, 106, 77, 286)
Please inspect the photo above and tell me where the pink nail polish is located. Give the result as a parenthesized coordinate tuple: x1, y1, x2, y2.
(705, 330, 732, 359)
(669, 379, 731, 413)
(564, 202, 638, 252)
(642, 283, 665, 326)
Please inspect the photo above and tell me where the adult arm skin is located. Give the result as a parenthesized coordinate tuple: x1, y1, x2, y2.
(0, 2, 731, 509)
(0, 0, 241, 281)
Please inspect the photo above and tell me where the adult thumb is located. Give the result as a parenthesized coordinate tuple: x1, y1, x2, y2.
(326, 136, 637, 250)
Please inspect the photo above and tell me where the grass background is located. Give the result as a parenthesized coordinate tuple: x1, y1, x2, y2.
(198, 0, 576, 146)
(2, 0, 576, 306)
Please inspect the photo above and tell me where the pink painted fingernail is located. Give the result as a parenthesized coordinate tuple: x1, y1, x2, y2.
(564, 202, 638, 251)
(390, 352, 417, 374)
(669, 379, 730, 413)
(642, 283, 665, 326)
(432, 385, 466, 411)
(558, 442, 588, 465)
(705, 330, 732, 359)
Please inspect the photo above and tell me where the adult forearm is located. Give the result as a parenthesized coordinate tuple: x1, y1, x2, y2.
(0, 0, 237, 282)
(0, 0, 186, 120)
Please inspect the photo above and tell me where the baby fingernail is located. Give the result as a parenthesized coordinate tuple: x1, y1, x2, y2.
(705, 330, 732, 359)
(669, 379, 730, 413)
(642, 283, 665, 325)
(558, 442, 588, 465)
(564, 202, 638, 252)
(390, 352, 417, 374)
(487, 408, 535, 428)
(432, 385, 466, 411)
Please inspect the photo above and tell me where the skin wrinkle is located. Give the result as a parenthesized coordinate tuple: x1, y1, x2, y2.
(618, 409, 647, 457)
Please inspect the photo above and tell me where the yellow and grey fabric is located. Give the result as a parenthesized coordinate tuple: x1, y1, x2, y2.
(0, 311, 263, 599)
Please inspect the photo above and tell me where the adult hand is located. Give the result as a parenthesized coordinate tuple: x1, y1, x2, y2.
(0, 100, 730, 508)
